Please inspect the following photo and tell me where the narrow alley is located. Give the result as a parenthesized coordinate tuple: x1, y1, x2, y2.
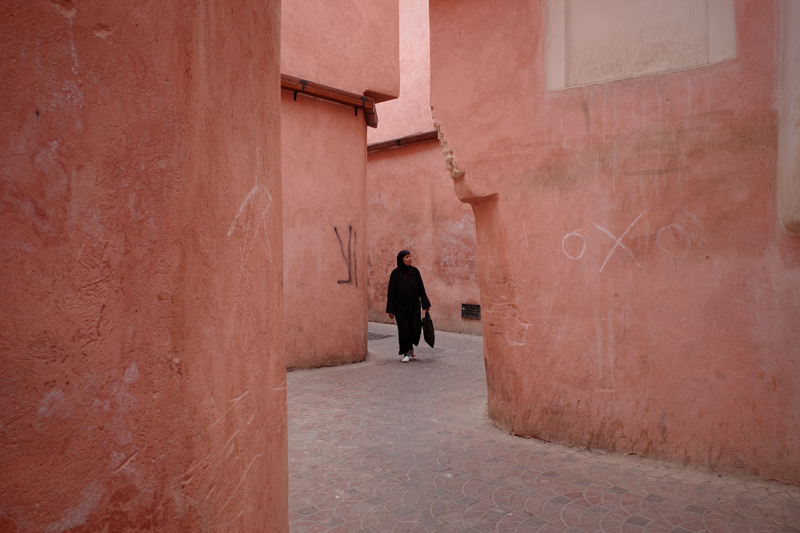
(288, 323, 800, 533)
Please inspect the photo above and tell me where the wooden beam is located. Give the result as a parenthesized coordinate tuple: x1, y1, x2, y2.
(281, 74, 378, 128)
(367, 130, 438, 153)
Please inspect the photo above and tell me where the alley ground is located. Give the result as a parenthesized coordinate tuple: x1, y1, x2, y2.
(287, 322, 800, 533)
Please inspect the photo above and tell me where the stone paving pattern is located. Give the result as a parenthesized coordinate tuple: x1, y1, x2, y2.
(287, 322, 800, 532)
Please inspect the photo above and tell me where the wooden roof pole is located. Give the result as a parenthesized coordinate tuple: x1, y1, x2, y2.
(281, 74, 378, 128)
(367, 130, 439, 153)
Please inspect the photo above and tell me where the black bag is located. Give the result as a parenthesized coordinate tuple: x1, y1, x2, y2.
(422, 309, 435, 348)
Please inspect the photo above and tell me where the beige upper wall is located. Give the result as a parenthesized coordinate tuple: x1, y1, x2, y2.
(778, 0, 800, 234)
(546, 0, 736, 90)
(368, 0, 434, 143)
(281, 0, 400, 102)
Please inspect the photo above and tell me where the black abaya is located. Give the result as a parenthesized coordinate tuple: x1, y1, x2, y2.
(386, 251, 431, 355)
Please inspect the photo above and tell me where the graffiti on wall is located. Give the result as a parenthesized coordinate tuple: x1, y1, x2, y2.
(335, 226, 357, 286)
(592, 209, 648, 272)
(560, 208, 698, 272)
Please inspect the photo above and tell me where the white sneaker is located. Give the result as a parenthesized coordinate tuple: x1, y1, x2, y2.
(401, 355, 410, 363)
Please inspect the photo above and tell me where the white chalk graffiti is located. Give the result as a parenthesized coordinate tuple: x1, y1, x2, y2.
(561, 231, 586, 260)
(228, 185, 272, 241)
(656, 223, 689, 256)
(593, 209, 649, 272)
(228, 183, 273, 268)
(226, 150, 273, 335)
(560, 210, 702, 272)
(522, 221, 539, 248)
(228, 148, 273, 261)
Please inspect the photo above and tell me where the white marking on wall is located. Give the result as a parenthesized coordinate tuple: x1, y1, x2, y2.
(228, 185, 261, 237)
(656, 223, 689, 256)
(227, 150, 274, 330)
(38, 390, 69, 418)
(211, 454, 263, 520)
(42, 482, 104, 533)
(505, 334, 527, 347)
(505, 323, 532, 347)
(112, 450, 139, 474)
(122, 362, 139, 384)
(521, 222, 540, 249)
(229, 186, 273, 260)
(523, 222, 529, 248)
(561, 230, 587, 260)
(594, 209, 648, 272)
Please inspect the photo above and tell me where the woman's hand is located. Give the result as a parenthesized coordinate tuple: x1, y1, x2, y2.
(388, 313, 394, 319)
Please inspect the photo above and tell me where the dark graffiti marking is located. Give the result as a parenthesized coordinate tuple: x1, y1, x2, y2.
(335, 226, 357, 286)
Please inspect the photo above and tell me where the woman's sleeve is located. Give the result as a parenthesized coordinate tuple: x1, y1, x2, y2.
(386, 270, 396, 313)
(417, 269, 431, 309)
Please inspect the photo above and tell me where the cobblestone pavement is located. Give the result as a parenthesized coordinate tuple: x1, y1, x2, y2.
(287, 322, 800, 533)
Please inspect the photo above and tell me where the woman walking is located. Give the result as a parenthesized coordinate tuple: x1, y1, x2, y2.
(386, 250, 431, 362)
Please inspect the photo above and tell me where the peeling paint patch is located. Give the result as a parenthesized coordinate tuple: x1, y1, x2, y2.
(93, 24, 113, 39)
(122, 362, 139, 384)
(106, 417, 133, 446)
(432, 115, 465, 180)
(43, 481, 103, 533)
(436, 214, 478, 283)
(38, 390, 70, 418)
(48, 0, 76, 19)
(112, 382, 138, 413)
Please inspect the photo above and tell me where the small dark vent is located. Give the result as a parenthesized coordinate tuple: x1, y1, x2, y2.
(461, 304, 481, 320)
(368, 332, 393, 341)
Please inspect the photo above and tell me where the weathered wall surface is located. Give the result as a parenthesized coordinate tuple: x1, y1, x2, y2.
(282, 92, 368, 369)
(430, 0, 800, 482)
(367, 0, 481, 335)
(368, 0, 434, 143)
(368, 142, 481, 335)
(281, 0, 399, 102)
(0, 1, 287, 531)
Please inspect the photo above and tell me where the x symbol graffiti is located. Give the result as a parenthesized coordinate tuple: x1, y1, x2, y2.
(593, 209, 648, 273)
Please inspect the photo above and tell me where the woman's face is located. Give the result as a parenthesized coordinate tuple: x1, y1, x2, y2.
(403, 254, 412, 266)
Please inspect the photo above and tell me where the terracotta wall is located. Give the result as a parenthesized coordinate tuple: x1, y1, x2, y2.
(281, 93, 368, 369)
(280, 0, 399, 369)
(0, 1, 287, 531)
(367, 0, 481, 335)
(430, 0, 800, 482)
(281, 0, 399, 102)
(368, 0, 435, 142)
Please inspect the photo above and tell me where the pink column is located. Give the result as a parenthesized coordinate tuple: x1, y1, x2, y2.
(0, 1, 287, 530)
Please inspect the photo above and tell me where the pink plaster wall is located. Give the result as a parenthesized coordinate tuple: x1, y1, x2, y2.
(430, 0, 800, 482)
(368, 142, 481, 335)
(0, 1, 288, 531)
(280, 0, 400, 369)
(368, 0, 434, 143)
(281, 0, 400, 102)
(282, 92, 368, 370)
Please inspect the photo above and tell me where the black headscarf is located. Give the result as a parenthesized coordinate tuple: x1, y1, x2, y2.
(396, 250, 411, 273)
